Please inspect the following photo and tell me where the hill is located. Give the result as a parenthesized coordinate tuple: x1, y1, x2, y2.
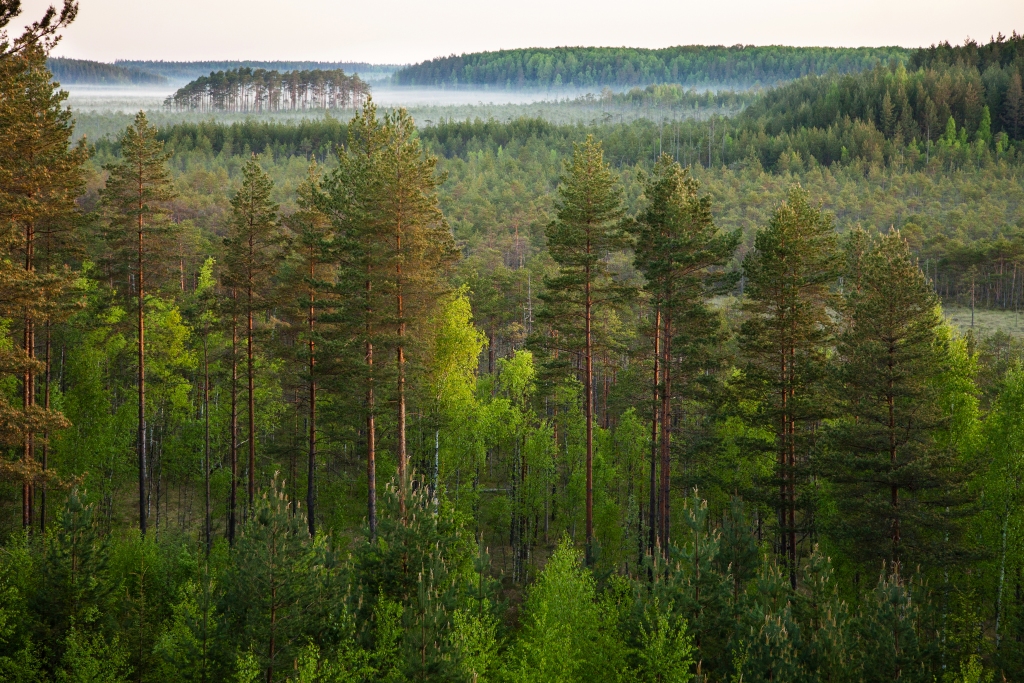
(45, 57, 166, 85)
(391, 45, 910, 89)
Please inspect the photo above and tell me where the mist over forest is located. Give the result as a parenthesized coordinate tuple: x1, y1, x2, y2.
(4, 1, 1024, 681)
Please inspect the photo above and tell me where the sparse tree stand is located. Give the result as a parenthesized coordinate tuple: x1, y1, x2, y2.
(539, 136, 628, 563)
(99, 111, 177, 535)
(223, 156, 285, 514)
(739, 187, 839, 587)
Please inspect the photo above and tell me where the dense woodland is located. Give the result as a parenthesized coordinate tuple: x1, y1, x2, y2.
(5, 3, 1024, 682)
(165, 68, 371, 113)
(117, 60, 400, 84)
(391, 45, 911, 89)
(45, 56, 166, 85)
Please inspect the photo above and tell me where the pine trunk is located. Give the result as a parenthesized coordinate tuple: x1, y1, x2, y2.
(203, 333, 211, 555)
(138, 195, 148, 535)
(584, 263, 594, 560)
(229, 301, 238, 545)
(397, 235, 407, 518)
(660, 312, 671, 553)
(307, 280, 316, 537)
(366, 273, 377, 539)
(247, 289, 256, 508)
(649, 307, 660, 556)
(22, 217, 35, 529)
(40, 323, 50, 532)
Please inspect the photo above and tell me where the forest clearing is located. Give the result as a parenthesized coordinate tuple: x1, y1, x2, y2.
(4, 1, 1024, 681)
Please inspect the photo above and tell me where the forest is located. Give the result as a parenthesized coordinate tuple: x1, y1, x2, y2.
(5, 1, 1024, 682)
(117, 61, 400, 85)
(391, 45, 911, 89)
(45, 57, 167, 85)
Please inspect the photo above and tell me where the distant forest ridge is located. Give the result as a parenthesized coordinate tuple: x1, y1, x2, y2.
(115, 60, 403, 83)
(45, 57, 167, 85)
(391, 45, 912, 89)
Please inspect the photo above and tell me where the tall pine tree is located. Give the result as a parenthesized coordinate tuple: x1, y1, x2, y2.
(0, 19, 83, 528)
(285, 163, 334, 537)
(739, 186, 840, 587)
(537, 135, 629, 561)
(375, 107, 456, 509)
(99, 111, 178, 535)
(222, 156, 286, 512)
(632, 154, 737, 552)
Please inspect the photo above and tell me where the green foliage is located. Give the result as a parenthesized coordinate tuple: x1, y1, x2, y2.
(7, 20, 1024, 683)
(826, 229, 975, 571)
(394, 45, 908, 88)
(505, 537, 621, 682)
(46, 57, 165, 85)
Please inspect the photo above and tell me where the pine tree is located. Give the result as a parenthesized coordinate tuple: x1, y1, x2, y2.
(0, 0, 83, 529)
(321, 102, 455, 532)
(537, 135, 629, 561)
(374, 107, 456, 509)
(222, 156, 286, 511)
(319, 102, 389, 538)
(827, 230, 974, 572)
(99, 111, 178, 535)
(739, 186, 840, 587)
(220, 477, 313, 683)
(632, 154, 737, 552)
(285, 164, 333, 538)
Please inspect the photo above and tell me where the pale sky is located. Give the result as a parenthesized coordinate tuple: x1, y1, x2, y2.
(17, 0, 1024, 64)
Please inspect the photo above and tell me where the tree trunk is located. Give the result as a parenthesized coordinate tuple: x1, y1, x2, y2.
(366, 273, 377, 539)
(247, 288, 256, 508)
(203, 332, 211, 556)
(660, 311, 671, 553)
(138, 200, 148, 535)
(397, 234, 407, 518)
(229, 300, 238, 545)
(40, 323, 50, 532)
(307, 280, 316, 538)
(889, 370, 899, 569)
(22, 217, 35, 529)
(585, 263, 594, 561)
(788, 343, 796, 588)
(996, 501, 1010, 650)
(649, 307, 660, 556)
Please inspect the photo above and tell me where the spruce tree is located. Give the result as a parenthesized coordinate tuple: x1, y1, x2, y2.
(739, 186, 840, 587)
(222, 156, 286, 511)
(632, 154, 737, 552)
(99, 111, 178, 535)
(537, 135, 629, 560)
(827, 230, 974, 572)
